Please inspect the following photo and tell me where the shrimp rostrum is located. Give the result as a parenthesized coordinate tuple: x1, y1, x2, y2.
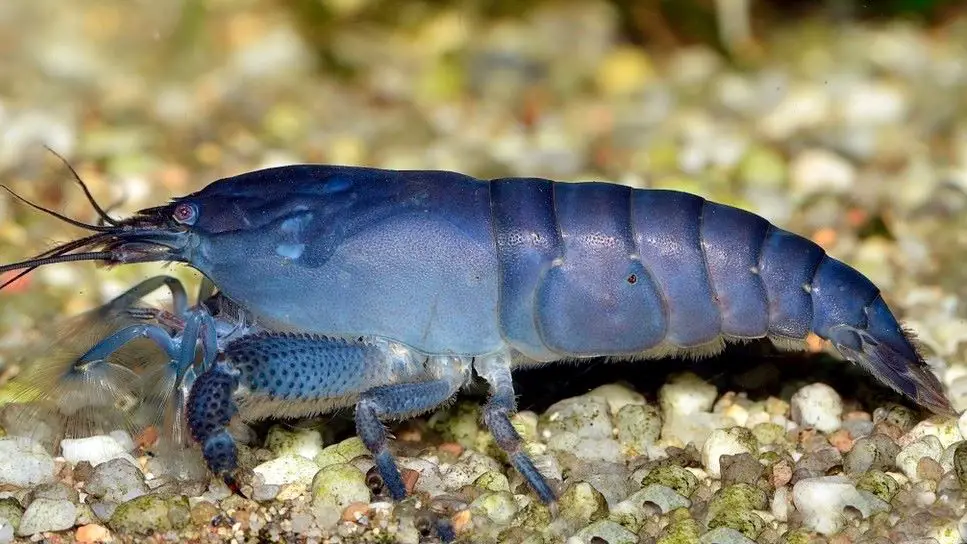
(1, 164, 953, 504)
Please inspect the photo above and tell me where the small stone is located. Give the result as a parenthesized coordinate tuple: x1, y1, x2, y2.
(0, 499, 23, 533)
(639, 465, 699, 497)
(469, 491, 518, 525)
(314, 437, 368, 468)
(572, 519, 638, 544)
(702, 427, 757, 478)
(585, 383, 647, 415)
(253, 454, 320, 486)
(900, 417, 963, 448)
(557, 482, 608, 525)
(719, 453, 762, 485)
(0, 437, 55, 488)
(707, 509, 765, 540)
(310, 463, 369, 511)
(751, 423, 785, 445)
(917, 457, 944, 482)
(789, 149, 855, 198)
(109, 495, 189, 534)
(707, 483, 767, 519)
(657, 514, 702, 544)
(473, 471, 511, 493)
(769, 459, 793, 488)
(843, 437, 876, 474)
(75, 524, 112, 544)
(792, 476, 889, 535)
(659, 372, 718, 416)
(827, 429, 853, 452)
(61, 435, 137, 467)
(874, 404, 918, 432)
(540, 395, 613, 440)
(265, 425, 323, 459)
(953, 442, 967, 490)
(17, 498, 77, 536)
(189, 501, 219, 526)
(341, 501, 371, 523)
(86, 458, 147, 504)
(896, 435, 944, 481)
(790, 383, 843, 433)
(443, 450, 504, 490)
(614, 403, 662, 453)
(700, 526, 758, 544)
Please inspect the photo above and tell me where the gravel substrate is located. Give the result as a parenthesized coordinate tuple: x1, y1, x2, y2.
(2, 2, 967, 543)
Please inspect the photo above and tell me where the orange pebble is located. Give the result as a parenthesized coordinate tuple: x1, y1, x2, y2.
(401, 468, 421, 494)
(136, 426, 159, 449)
(805, 332, 825, 353)
(76, 524, 112, 543)
(828, 429, 854, 453)
(438, 442, 464, 457)
(341, 502, 371, 523)
(451, 509, 472, 534)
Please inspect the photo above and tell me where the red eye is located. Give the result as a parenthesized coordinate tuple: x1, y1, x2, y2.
(173, 203, 197, 225)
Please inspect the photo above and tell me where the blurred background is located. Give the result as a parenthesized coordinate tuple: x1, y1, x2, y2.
(1, 0, 967, 409)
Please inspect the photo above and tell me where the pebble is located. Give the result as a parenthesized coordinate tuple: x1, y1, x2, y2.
(252, 454, 321, 486)
(0, 437, 55, 488)
(469, 491, 518, 525)
(572, 519, 638, 544)
(584, 383, 647, 415)
(443, 449, 504, 490)
(896, 435, 944, 481)
(265, 425, 323, 459)
(556, 482, 608, 526)
(953, 442, 967, 490)
(86, 458, 148, 504)
(310, 463, 369, 511)
(639, 465, 699, 497)
(75, 524, 112, 544)
(790, 383, 843, 433)
(700, 526, 758, 544)
(314, 436, 369, 468)
(0, 499, 22, 535)
(900, 417, 963, 448)
(702, 427, 757, 478)
(659, 372, 718, 416)
(614, 403, 661, 453)
(109, 495, 190, 534)
(61, 435, 138, 468)
(540, 395, 614, 439)
(17, 498, 76, 536)
(792, 476, 888, 535)
(719, 453, 762, 485)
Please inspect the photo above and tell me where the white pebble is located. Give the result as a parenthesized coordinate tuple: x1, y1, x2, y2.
(901, 417, 963, 448)
(252, 455, 321, 486)
(790, 383, 843, 433)
(0, 437, 56, 488)
(585, 383, 647, 415)
(896, 435, 944, 481)
(60, 435, 137, 467)
(957, 410, 967, 441)
(659, 372, 718, 416)
(792, 476, 888, 535)
(701, 428, 754, 478)
(771, 486, 791, 522)
(790, 149, 855, 198)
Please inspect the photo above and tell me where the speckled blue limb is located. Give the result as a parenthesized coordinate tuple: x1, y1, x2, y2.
(186, 360, 240, 487)
(356, 377, 465, 500)
(474, 352, 556, 504)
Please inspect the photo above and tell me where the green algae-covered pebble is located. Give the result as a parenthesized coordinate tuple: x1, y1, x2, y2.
(557, 482, 608, 525)
(707, 483, 767, 520)
(707, 509, 766, 539)
(310, 463, 369, 510)
(615, 403, 662, 454)
(640, 465, 699, 497)
(473, 471, 511, 493)
(573, 519, 638, 544)
(470, 491, 519, 525)
(265, 425, 322, 459)
(0, 498, 23, 532)
(752, 422, 786, 445)
(781, 528, 813, 544)
(855, 470, 900, 502)
(656, 515, 702, 544)
(511, 498, 552, 533)
(109, 495, 189, 534)
(314, 437, 368, 469)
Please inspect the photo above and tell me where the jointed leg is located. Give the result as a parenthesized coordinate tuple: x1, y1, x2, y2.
(475, 352, 556, 503)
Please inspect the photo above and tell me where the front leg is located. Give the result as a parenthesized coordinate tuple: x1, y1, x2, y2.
(186, 332, 469, 496)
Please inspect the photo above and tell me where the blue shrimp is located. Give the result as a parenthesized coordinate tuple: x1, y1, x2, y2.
(0, 164, 952, 505)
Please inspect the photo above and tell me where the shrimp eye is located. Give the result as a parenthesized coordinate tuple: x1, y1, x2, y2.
(172, 202, 198, 225)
